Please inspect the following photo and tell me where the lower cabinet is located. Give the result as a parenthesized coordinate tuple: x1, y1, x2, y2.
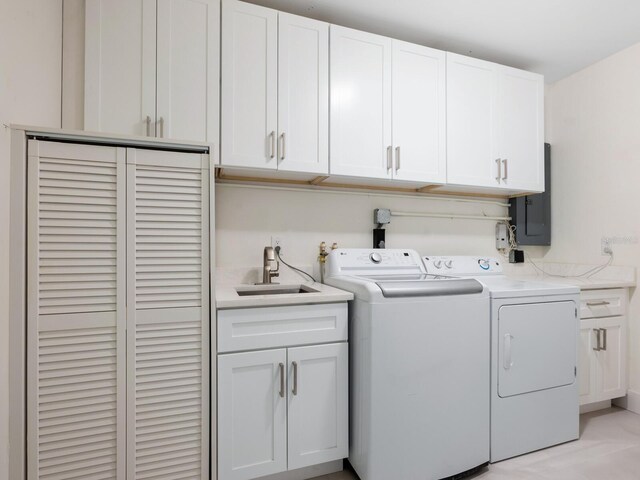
(218, 342, 348, 480)
(578, 288, 628, 406)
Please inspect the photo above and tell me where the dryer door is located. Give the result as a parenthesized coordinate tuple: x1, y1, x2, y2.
(498, 301, 577, 398)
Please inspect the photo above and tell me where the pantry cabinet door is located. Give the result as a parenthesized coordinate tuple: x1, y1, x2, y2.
(126, 148, 210, 479)
(446, 52, 499, 188)
(496, 65, 544, 192)
(27, 140, 127, 480)
(277, 12, 329, 175)
(85, 0, 157, 137)
(330, 25, 393, 179)
(287, 343, 349, 470)
(221, 0, 278, 169)
(156, 0, 220, 147)
(391, 40, 446, 184)
(218, 349, 288, 480)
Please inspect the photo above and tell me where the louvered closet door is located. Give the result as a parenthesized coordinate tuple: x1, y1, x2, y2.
(27, 140, 127, 480)
(126, 148, 210, 480)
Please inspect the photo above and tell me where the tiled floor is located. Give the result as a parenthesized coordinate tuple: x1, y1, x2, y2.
(314, 407, 640, 480)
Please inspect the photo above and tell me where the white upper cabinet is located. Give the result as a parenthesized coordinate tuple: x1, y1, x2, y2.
(446, 53, 499, 188)
(496, 65, 544, 191)
(156, 0, 220, 144)
(221, 1, 329, 174)
(330, 25, 393, 179)
(277, 13, 329, 174)
(330, 28, 446, 184)
(221, 0, 278, 169)
(85, 0, 156, 137)
(85, 0, 220, 145)
(392, 40, 446, 183)
(446, 52, 544, 192)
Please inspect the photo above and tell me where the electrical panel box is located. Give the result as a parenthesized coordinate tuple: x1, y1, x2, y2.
(509, 143, 551, 246)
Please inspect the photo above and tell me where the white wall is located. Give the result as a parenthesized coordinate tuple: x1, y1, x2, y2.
(545, 42, 640, 397)
(215, 184, 507, 272)
(0, 0, 62, 477)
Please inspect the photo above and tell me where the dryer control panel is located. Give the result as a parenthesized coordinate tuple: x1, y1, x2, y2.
(423, 256, 503, 275)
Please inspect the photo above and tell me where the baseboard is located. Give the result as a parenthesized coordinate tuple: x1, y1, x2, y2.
(613, 389, 640, 414)
(580, 400, 611, 414)
(258, 460, 343, 480)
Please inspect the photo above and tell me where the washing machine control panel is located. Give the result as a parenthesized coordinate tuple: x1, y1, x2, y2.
(422, 256, 503, 275)
(325, 249, 426, 276)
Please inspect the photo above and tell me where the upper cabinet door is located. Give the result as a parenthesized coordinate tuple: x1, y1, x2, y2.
(221, 0, 278, 169)
(496, 66, 544, 192)
(277, 13, 329, 175)
(156, 0, 220, 148)
(85, 0, 157, 136)
(391, 40, 446, 184)
(330, 25, 392, 179)
(446, 53, 499, 188)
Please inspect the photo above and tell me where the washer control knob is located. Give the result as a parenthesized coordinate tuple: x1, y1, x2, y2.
(369, 252, 382, 264)
(478, 258, 490, 270)
(433, 260, 443, 269)
(444, 260, 453, 269)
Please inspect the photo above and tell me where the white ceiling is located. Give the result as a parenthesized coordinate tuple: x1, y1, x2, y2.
(245, 0, 640, 83)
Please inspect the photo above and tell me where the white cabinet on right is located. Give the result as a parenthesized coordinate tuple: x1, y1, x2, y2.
(579, 288, 628, 406)
(446, 52, 544, 193)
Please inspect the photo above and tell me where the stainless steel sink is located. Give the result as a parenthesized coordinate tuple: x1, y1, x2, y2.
(235, 284, 319, 296)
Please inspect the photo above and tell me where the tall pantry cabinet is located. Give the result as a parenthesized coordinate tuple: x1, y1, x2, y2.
(26, 139, 210, 479)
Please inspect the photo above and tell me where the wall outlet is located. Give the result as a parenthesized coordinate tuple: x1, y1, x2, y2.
(495, 223, 509, 250)
(271, 236, 284, 251)
(601, 237, 613, 255)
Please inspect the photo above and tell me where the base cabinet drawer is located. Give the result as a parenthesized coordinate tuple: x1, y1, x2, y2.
(217, 302, 348, 352)
(218, 343, 349, 480)
(580, 288, 627, 319)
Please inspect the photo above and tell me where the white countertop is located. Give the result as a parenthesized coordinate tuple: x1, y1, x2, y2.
(215, 281, 353, 309)
(506, 275, 635, 290)
(505, 262, 635, 291)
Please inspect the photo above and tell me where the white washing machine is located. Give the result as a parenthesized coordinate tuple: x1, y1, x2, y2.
(325, 249, 490, 480)
(422, 256, 580, 462)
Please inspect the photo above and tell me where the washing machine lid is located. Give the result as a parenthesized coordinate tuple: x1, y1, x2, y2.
(362, 274, 484, 298)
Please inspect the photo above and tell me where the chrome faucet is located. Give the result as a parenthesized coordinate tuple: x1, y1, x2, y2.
(259, 246, 280, 284)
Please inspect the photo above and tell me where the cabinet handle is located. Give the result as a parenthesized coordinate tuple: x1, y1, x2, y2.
(395, 146, 400, 171)
(593, 328, 601, 351)
(587, 301, 611, 307)
(269, 131, 276, 159)
(503, 334, 513, 370)
(159, 117, 164, 138)
(292, 361, 298, 396)
(495, 158, 501, 183)
(502, 159, 508, 180)
(279, 132, 285, 161)
(386, 146, 392, 171)
(145, 115, 151, 137)
(600, 328, 607, 351)
(278, 362, 284, 398)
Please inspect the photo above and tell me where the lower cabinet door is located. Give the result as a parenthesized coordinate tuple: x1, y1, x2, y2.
(598, 316, 626, 400)
(287, 343, 349, 470)
(218, 349, 287, 480)
(579, 319, 598, 405)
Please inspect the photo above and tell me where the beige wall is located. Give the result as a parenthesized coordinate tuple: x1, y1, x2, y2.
(215, 184, 507, 272)
(545, 42, 640, 396)
(0, 0, 62, 476)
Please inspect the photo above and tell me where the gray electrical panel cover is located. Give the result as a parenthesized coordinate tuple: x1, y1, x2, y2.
(509, 143, 551, 246)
